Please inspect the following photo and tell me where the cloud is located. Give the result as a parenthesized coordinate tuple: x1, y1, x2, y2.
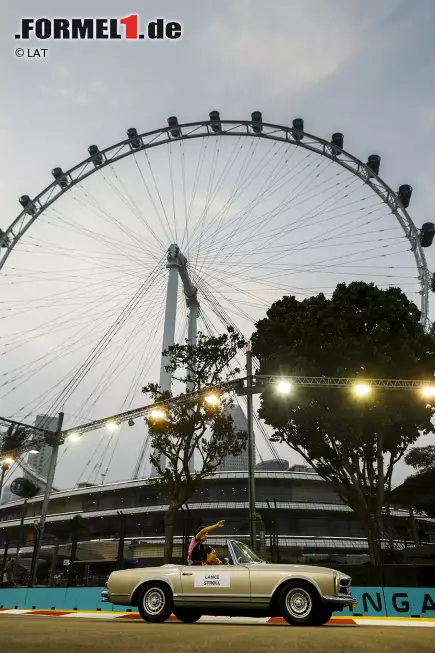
(57, 87, 91, 106)
(203, 0, 399, 97)
(56, 80, 108, 105)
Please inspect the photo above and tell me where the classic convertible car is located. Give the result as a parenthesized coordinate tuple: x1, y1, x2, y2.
(102, 540, 356, 625)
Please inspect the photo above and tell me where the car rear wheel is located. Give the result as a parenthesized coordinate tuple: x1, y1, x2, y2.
(173, 609, 202, 623)
(137, 582, 173, 623)
(279, 582, 320, 626)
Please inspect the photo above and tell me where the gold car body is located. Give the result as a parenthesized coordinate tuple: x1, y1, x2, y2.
(103, 540, 356, 614)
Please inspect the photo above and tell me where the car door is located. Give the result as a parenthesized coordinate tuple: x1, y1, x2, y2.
(178, 564, 251, 609)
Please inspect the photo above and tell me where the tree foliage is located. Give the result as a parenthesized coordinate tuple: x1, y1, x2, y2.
(390, 446, 435, 518)
(251, 282, 435, 561)
(0, 424, 31, 457)
(142, 328, 248, 562)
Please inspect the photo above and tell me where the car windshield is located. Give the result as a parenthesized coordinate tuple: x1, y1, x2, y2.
(230, 541, 263, 565)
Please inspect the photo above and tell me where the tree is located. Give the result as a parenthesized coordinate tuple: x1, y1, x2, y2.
(11, 477, 40, 582)
(142, 328, 248, 563)
(251, 282, 435, 562)
(390, 446, 435, 518)
(0, 424, 32, 499)
(0, 424, 31, 456)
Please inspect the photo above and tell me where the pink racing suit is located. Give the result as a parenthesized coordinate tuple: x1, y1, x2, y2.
(187, 537, 205, 565)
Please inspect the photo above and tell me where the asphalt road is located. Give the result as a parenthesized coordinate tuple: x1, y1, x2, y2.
(1, 616, 435, 653)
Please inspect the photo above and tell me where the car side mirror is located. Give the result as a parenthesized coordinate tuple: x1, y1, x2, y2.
(223, 558, 230, 566)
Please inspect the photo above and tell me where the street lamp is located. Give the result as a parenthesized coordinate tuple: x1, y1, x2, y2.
(66, 432, 81, 442)
(204, 394, 219, 406)
(354, 384, 371, 397)
(149, 409, 166, 420)
(0, 457, 14, 504)
(277, 380, 292, 395)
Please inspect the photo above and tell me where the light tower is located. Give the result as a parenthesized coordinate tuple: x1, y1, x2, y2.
(150, 244, 200, 476)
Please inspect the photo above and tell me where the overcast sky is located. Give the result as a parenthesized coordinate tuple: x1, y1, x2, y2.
(1, 0, 435, 489)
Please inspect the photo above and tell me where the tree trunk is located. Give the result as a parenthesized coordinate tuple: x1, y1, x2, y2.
(365, 517, 381, 566)
(347, 496, 381, 566)
(385, 503, 395, 553)
(163, 504, 179, 564)
(49, 538, 59, 587)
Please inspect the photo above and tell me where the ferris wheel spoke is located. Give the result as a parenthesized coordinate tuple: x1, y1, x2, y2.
(102, 164, 167, 251)
(203, 175, 365, 275)
(142, 149, 176, 242)
(196, 155, 346, 277)
(189, 138, 288, 261)
(199, 190, 388, 285)
(1, 274, 159, 358)
(132, 153, 173, 245)
(69, 300, 163, 421)
(191, 142, 309, 268)
(180, 137, 206, 257)
(41, 207, 156, 265)
(0, 274, 167, 401)
(21, 285, 166, 420)
(70, 185, 163, 257)
(26, 262, 164, 416)
(245, 209, 399, 271)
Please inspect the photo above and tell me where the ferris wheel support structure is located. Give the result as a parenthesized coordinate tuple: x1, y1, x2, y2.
(150, 244, 200, 476)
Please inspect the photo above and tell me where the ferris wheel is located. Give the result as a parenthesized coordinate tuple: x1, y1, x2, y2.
(1, 112, 433, 482)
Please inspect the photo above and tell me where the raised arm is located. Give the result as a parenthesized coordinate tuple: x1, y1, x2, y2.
(196, 520, 225, 539)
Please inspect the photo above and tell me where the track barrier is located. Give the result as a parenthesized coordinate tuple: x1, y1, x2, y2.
(0, 586, 434, 617)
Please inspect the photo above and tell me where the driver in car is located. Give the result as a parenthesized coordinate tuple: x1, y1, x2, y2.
(205, 546, 222, 565)
(187, 520, 225, 565)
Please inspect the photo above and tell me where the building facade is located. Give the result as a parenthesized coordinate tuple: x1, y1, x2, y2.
(1, 469, 434, 578)
(25, 415, 58, 481)
(216, 405, 250, 472)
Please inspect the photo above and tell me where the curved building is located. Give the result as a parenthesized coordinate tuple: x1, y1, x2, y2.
(255, 459, 290, 472)
(1, 468, 434, 583)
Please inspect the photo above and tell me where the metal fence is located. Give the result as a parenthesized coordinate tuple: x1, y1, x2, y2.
(2, 529, 434, 589)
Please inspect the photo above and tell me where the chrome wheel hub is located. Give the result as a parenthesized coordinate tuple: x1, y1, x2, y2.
(144, 587, 165, 615)
(286, 588, 312, 619)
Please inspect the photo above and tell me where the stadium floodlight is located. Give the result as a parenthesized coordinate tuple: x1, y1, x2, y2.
(66, 432, 81, 442)
(150, 409, 166, 420)
(277, 380, 292, 395)
(354, 384, 371, 397)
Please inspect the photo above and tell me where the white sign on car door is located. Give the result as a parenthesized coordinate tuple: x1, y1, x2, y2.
(194, 571, 231, 588)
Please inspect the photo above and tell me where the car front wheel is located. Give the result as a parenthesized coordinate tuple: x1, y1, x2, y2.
(280, 582, 320, 626)
(137, 582, 173, 623)
(308, 605, 332, 626)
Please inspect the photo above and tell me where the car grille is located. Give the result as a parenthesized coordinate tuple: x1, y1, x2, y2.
(339, 578, 351, 595)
